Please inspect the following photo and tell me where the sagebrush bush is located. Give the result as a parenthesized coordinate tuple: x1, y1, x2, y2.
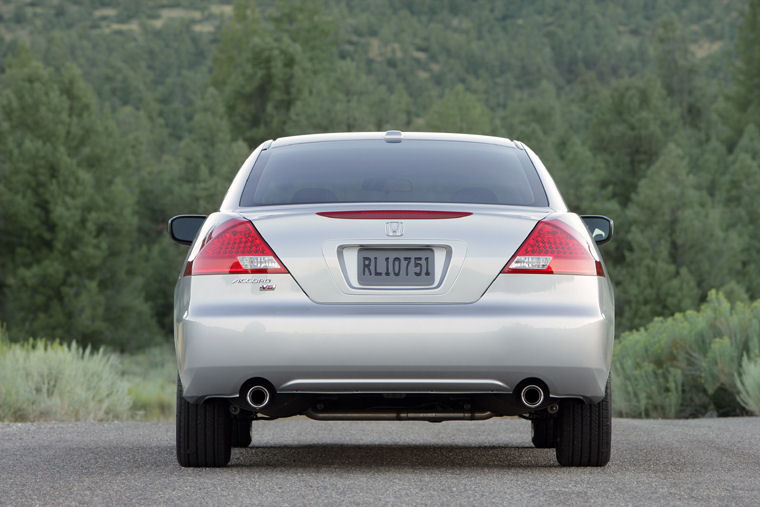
(736, 356, 760, 415)
(612, 291, 760, 418)
(120, 344, 176, 420)
(0, 328, 132, 421)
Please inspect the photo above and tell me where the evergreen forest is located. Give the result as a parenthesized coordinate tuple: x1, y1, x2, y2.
(1, 0, 760, 419)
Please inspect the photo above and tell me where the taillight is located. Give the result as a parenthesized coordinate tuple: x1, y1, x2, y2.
(184, 219, 288, 276)
(502, 219, 604, 276)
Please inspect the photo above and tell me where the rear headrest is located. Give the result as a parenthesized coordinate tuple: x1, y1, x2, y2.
(292, 188, 338, 203)
(452, 187, 499, 204)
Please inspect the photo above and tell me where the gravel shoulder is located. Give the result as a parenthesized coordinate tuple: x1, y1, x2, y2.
(1, 417, 758, 505)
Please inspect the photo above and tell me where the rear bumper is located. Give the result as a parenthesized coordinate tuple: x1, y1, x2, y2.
(175, 274, 614, 403)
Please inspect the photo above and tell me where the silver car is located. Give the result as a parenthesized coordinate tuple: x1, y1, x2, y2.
(169, 131, 614, 467)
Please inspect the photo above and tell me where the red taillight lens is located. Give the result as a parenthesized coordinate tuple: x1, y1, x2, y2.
(185, 219, 288, 276)
(502, 219, 604, 276)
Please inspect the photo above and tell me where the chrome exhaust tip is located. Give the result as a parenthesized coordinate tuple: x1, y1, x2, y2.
(520, 384, 545, 408)
(246, 385, 270, 409)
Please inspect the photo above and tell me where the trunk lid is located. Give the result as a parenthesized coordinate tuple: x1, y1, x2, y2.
(242, 204, 550, 303)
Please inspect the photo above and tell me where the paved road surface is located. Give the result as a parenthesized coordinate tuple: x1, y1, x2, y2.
(1, 417, 758, 505)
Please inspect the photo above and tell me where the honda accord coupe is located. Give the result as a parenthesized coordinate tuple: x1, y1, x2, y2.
(169, 131, 614, 467)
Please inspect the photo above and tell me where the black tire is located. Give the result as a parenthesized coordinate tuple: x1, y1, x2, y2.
(555, 377, 611, 467)
(176, 377, 232, 467)
(531, 417, 556, 448)
(231, 419, 252, 448)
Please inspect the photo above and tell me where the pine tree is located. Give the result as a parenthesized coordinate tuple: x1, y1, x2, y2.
(692, 137, 728, 196)
(286, 60, 377, 134)
(717, 124, 760, 297)
(553, 137, 620, 218)
(619, 144, 743, 330)
(425, 85, 491, 134)
(498, 80, 564, 171)
(728, 0, 760, 142)
(210, 0, 339, 144)
(177, 88, 250, 214)
(590, 76, 678, 206)
(653, 15, 701, 128)
(0, 51, 156, 349)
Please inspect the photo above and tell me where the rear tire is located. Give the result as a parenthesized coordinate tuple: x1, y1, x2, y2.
(531, 417, 556, 448)
(231, 419, 252, 448)
(555, 377, 611, 467)
(176, 377, 232, 467)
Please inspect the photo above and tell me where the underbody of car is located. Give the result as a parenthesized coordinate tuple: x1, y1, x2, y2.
(170, 131, 615, 467)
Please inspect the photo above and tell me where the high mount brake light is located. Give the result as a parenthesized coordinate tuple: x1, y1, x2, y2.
(184, 219, 288, 276)
(316, 210, 472, 219)
(503, 219, 604, 276)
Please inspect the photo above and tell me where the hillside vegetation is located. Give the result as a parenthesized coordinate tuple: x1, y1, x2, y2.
(1, 0, 759, 418)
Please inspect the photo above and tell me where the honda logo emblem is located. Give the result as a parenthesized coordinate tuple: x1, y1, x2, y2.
(385, 221, 404, 237)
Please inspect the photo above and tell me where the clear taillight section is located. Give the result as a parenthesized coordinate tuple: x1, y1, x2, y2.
(184, 218, 287, 276)
(502, 219, 604, 276)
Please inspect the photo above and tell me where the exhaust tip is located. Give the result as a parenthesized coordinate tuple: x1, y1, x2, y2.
(520, 384, 545, 408)
(246, 385, 270, 409)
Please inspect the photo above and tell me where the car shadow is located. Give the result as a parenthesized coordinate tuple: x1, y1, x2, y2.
(230, 444, 558, 469)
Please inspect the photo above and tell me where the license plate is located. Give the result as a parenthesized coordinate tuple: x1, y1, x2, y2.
(357, 248, 434, 286)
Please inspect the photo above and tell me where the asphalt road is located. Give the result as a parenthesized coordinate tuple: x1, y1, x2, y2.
(1, 417, 758, 505)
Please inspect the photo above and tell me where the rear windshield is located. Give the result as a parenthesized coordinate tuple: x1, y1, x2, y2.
(239, 140, 548, 207)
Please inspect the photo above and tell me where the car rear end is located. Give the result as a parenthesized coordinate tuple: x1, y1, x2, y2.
(171, 132, 614, 467)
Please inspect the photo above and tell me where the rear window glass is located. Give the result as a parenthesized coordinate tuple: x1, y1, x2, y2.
(239, 140, 548, 207)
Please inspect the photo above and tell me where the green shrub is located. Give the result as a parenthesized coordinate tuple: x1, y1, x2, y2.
(737, 356, 760, 415)
(120, 344, 177, 420)
(612, 290, 760, 418)
(612, 359, 683, 418)
(0, 328, 132, 421)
